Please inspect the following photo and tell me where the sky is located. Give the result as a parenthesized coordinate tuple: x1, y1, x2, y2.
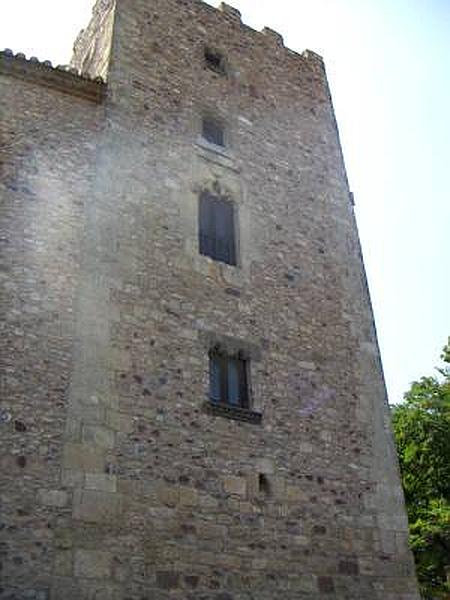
(1, 0, 449, 404)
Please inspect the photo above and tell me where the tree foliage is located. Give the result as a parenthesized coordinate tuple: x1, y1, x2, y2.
(391, 339, 450, 599)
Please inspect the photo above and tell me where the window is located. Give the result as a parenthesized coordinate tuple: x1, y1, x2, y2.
(204, 47, 226, 75)
(199, 191, 236, 266)
(202, 116, 225, 147)
(209, 352, 249, 408)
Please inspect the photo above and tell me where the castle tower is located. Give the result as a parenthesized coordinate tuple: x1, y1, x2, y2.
(0, 1, 420, 598)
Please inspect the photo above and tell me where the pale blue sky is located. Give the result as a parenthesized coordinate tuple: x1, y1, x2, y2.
(2, 0, 449, 403)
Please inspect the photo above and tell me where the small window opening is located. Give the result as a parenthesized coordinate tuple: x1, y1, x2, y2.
(199, 191, 236, 265)
(204, 47, 226, 74)
(202, 117, 225, 147)
(258, 473, 271, 497)
(209, 352, 248, 409)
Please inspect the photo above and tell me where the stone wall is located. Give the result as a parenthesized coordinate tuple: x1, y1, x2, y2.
(0, 1, 420, 598)
(0, 52, 104, 599)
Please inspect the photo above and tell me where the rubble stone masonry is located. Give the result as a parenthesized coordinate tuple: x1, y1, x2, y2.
(0, 0, 420, 598)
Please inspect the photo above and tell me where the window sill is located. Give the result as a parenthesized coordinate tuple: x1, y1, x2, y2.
(195, 140, 239, 173)
(204, 400, 262, 425)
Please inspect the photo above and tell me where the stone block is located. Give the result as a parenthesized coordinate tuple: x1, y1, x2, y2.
(299, 442, 313, 453)
(63, 443, 105, 473)
(296, 574, 317, 593)
(318, 576, 335, 593)
(199, 493, 219, 509)
(215, 553, 242, 569)
(156, 570, 180, 590)
(178, 486, 199, 507)
(105, 409, 134, 433)
(50, 579, 82, 600)
(54, 551, 73, 576)
(255, 458, 275, 474)
(82, 425, 115, 449)
(294, 535, 309, 546)
(61, 469, 85, 488)
(85, 473, 117, 492)
(70, 403, 106, 423)
(286, 485, 307, 502)
(298, 361, 317, 371)
(73, 489, 122, 523)
(197, 520, 226, 539)
(270, 476, 286, 499)
(80, 583, 122, 600)
(156, 483, 179, 507)
(38, 489, 69, 507)
(54, 528, 74, 550)
(223, 476, 247, 497)
(74, 550, 112, 579)
(338, 559, 360, 575)
(252, 558, 268, 570)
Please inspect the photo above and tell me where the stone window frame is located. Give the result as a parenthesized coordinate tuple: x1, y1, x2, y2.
(199, 331, 263, 424)
(197, 110, 232, 156)
(201, 114, 226, 148)
(184, 174, 255, 286)
(195, 181, 241, 268)
(203, 46, 227, 76)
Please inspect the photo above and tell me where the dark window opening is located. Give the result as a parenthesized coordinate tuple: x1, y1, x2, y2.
(258, 473, 271, 496)
(202, 117, 225, 147)
(199, 192, 236, 265)
(204, 47, 226, 74)
(209, 352, 248, 409)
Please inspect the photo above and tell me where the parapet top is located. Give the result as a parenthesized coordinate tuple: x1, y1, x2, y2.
(203, 0, 323, 60)
(217, 2, 283, 45)
(0, 49, 106, 103)
(219, 2, 241, 21)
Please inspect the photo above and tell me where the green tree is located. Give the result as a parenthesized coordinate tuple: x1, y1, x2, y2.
(392, 339, 450, 599)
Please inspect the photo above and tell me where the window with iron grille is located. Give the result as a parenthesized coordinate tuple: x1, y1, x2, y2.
(202, 116, 225, 147)
(209, 352, 249, 409)
(199, 191, 236, 266)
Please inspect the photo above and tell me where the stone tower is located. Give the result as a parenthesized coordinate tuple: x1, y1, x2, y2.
(0, 0, 420, 598)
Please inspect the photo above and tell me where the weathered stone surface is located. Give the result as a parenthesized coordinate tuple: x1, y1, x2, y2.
(85, 473, 117, 493)
(0, 0, 420, 598)
(82, 425, 115, 449)
(38, 489, 69, 507)
(223, 476, 247, 497)
(156, 571, 180, 590)
(63, 443, 105, 472)
(318, 576, 335, 593)
(74, 550, 112, 579)
(73, 489, 122, 523)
